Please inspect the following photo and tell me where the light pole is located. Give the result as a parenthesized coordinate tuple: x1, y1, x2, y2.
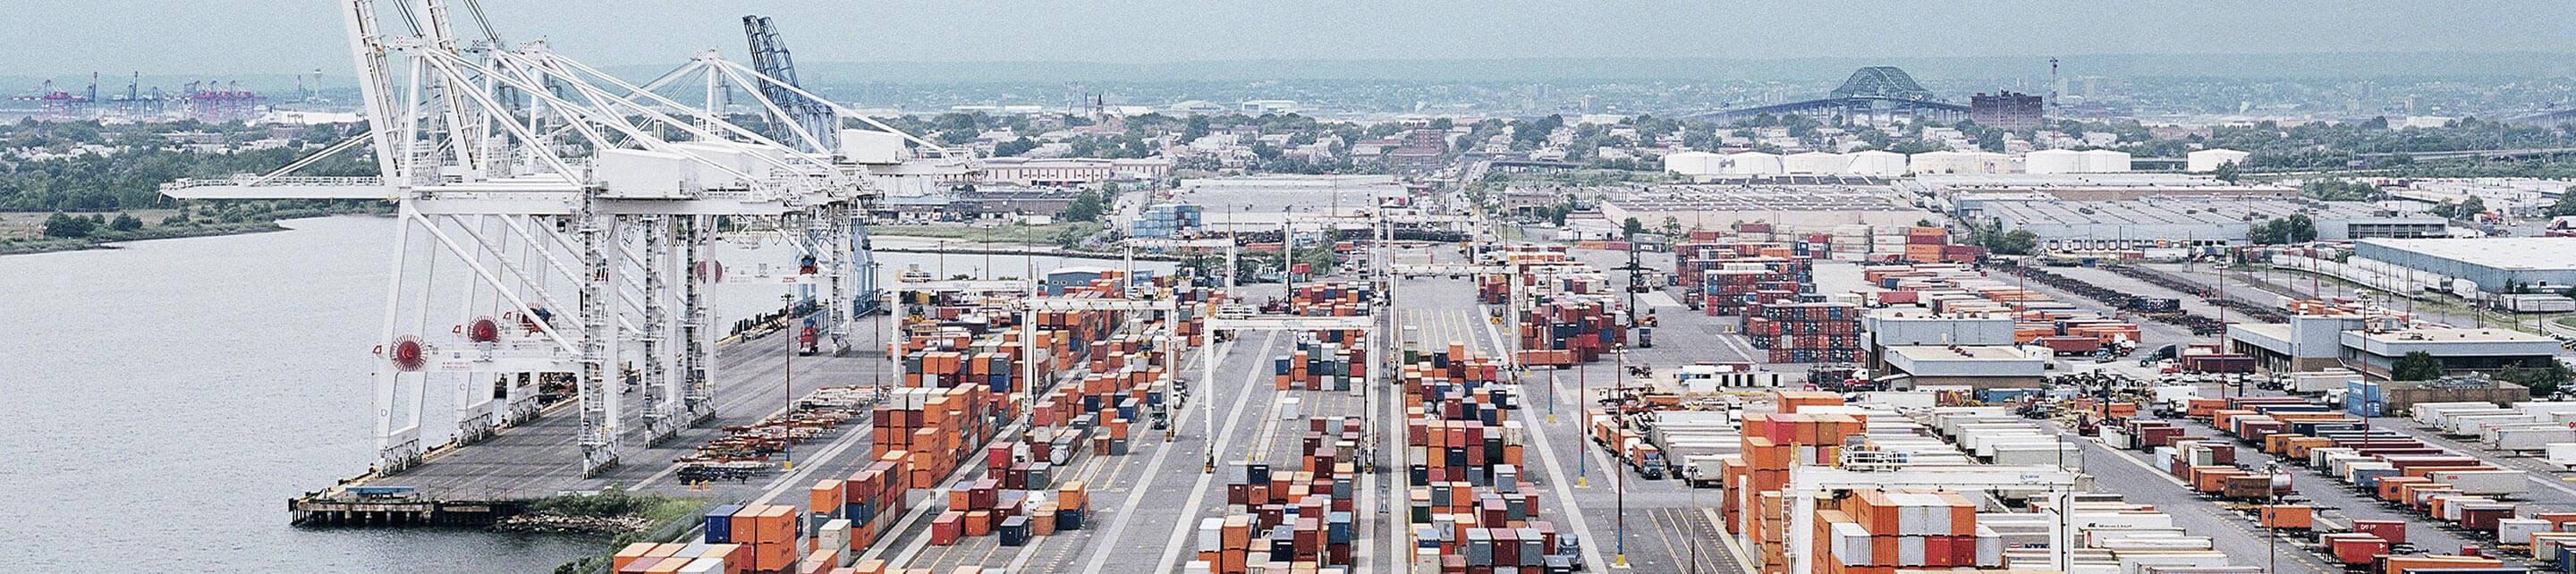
(1576, 355, 1589, 488)
(1614, 343, 1629, 570)
(781, 292, 794, 471)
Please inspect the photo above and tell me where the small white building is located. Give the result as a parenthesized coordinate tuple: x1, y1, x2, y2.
(1845, 150, 1908, 175)
(1722, 151, 1784, 174)
(2023, 149, 2085, 174)
(2080, 149, 2133, 173)
(2187, 148, 2251, 173)
(1662, 151, 1725, 176)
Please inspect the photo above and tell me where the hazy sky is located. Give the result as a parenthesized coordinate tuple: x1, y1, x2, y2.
(12, 1, 2576, 76)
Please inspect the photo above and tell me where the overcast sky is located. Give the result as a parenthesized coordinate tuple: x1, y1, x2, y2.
(11, 1, 2576, 76)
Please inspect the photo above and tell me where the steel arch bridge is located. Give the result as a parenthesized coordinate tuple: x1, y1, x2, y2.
(1689, 66, 1970, 123)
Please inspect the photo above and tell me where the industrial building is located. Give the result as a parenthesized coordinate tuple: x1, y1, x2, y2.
(1665, 150, 1907, 176)
(1860, 308, 2016, 373)
(1877, 345, 2047, 388)
(2224, 314, 2373, 373)
(1920, 173, 2293, 202)
(1962, 196, 2446, 250)
(2347, 238, 2576, 295)
(1969, 91, 2044, 130)
(1596, 182, 1936, 232)
(2337, 327, 2563, 380)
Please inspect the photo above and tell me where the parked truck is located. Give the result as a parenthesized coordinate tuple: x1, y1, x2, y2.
(1681, 454, 1732, 488)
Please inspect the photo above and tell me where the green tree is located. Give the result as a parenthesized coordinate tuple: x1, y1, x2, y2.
(1059, 190, 1107, 223)
(1660, 215, 1682, 238)
(992, 137, 1038, 157)
(107, 213, 142, 232)
(1621, 217, 1644, 240)
(2495, 361, 2573, 396)
(1982, 229, 2038, 255)
(2213, 161, 2241, 183)
(2390, 350, 2445, 381)
(2551, 186, 2576, 216)
(39, 213, 94, 238)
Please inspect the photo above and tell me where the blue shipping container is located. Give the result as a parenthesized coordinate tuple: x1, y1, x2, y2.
(704, 503, 743, 543)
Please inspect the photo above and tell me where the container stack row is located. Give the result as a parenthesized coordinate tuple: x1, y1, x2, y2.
(1397, 346, 1575, 574)
(1286, 282, 1371, 317)
(612, 541, 753, 574)
(1186, 416, 1364, 574)
(926, 479, 1089, 548)
(1275, 336, 1368, 392)
(1887, 226, 1982, 264)
(1813, 490, 2000, 574)
(1742, 300, 1861, 363)
(871, 385, 999, 493)
(1515, 297, 1625, 367)
(689, 503, 801, 573)
(1133, 203, 1204, 239)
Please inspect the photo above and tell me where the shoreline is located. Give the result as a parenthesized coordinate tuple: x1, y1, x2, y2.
(0, 212, 379, 257)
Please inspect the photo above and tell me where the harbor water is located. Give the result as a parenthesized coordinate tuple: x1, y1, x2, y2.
(0, 216, 1166, 572)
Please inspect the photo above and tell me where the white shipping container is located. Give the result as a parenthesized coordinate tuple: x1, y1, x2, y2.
(2426, 469, 2529, 497)
(2549, 443, 2576, 468)
(2486, 425, 2576, 451)
(1198, 518, 1224, 552)
(676, 558, 724, 574)
(2499, 518, 2551, 544)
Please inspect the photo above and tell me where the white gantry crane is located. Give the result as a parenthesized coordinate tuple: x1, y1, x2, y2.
(158, 0, 964, 477)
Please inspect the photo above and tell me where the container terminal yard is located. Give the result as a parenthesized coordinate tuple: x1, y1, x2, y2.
(105, 3, 2576, 574)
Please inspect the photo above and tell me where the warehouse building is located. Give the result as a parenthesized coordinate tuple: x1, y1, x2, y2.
(1963, 197, 2446, 250)
(1597, 183, 1936, 233)
(2338, 327, 2563, 380)
(2348, 238, 2576, 295)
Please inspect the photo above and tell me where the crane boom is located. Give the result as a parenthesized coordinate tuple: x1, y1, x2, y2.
(742, 15, 837, 153)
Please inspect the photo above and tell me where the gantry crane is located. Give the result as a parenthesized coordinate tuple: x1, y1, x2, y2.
(159, 0, 961, 477)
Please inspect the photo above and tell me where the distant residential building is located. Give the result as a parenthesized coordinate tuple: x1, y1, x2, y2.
(1385, 129, 1450, 173)
(1239, 100, 1300, 114)
(1969, 91, 2044, 130)
(970, 157, 1172, 187)
(879, 187, 1082, 222)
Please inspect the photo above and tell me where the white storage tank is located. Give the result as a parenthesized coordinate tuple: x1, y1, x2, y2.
(2080, 149, 2133, 173)
(1662, 151, 1724, 176)
(1783, 151, 1851, 173)
(1845, 150, 1907, 175)
(1907, 150, 1968, 174)
(2187, 148, 2250, 173)
(1962, 151, 2013, 173)
(1723, 151, 1784, 174)
(2024, 148, 2084, 174)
